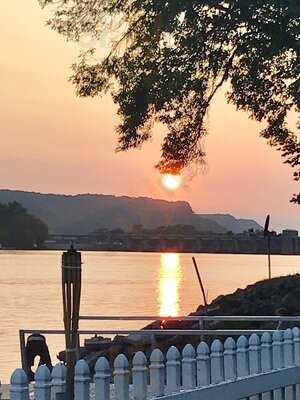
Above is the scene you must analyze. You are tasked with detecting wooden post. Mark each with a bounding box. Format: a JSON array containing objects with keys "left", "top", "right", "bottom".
[
  {"left": 192, "top": 257, "right": 208, "bottom": 308},
  {"left": 62, "top": 245, "right": 82, "bottom": 399}
]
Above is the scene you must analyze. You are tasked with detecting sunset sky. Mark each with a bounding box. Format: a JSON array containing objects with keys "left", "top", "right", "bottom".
[{"left": 1, "top": 1, "right": 299, "bottom": 231}]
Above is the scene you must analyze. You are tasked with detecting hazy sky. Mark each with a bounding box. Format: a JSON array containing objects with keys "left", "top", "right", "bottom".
[{"left": 1, "top": 1, "right": 299, "bottom": 231}]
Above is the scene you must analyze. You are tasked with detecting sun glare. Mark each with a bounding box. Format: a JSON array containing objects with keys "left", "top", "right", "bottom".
[
  {"left": 159, "top": 254, "right": 181, "bottom": 316},
  {"left": 161, "top": 174, "right": 182, "bottom": 191}
]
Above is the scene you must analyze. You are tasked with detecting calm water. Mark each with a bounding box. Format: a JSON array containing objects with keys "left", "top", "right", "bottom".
[{"left": 0, "top": 250, "right": 299, "bottom": 382}]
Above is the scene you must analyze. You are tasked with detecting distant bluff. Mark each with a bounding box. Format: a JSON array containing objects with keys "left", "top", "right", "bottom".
[{"left": 0, "top": 190, "right": 261, "bottom": 234}]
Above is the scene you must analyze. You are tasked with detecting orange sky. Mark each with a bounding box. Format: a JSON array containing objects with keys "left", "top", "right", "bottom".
[{"left": 1, "top": 1, "right": 299, "bottom": 231}]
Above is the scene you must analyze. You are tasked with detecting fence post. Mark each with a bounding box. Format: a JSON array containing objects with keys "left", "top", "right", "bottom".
[
  {"left": 114, "top": 354, "right": 130, "bottom": 400},
  {"left": 166, "top": 346, "right": 181, "bottom": 394},
  {"left": 74, "top": 360, "right": 90, "bottom": 400},
  {"left": 182, "top": 344, "right": 196, "bottom": 390},
  {"left": 273, "top": 330, "right": 283, "bottom": 369},
  {"left": 224, "top": 337, "right": 236, "bottom": 381},
  {"left": 35, "top": 366, "right": 51, "bottom": 400},
  {"left": 293, "top": 327, "right": 300, "bottom": 398},
  {"left": 237, "top": 335, "right": 249, "bottom": 400},
  {"left": 249, "top": 334, "right": 261, "bottom": 400},
  {"left": 210, "top": 340, "right": 224, "bottom": 384},
  {"left": 132, "top": 351, "right": 148, "bottom": 400},
  {"left": 261, "top": 332, "right": 272, "bottom": 400},
  {"left": 293, "top": 327, "right": 300, "bottom": 365},
  {"left": 95, "top": 357, "right": 111, "bottom": 400},
  {"left": 51, "top": 363, "right": 66, "bottom": 400},
  {"left": 272, "top": 330, "right": 284, "bottom": 400},
  {"left": 196, "top": 342, "right": 210, "bottom": 387},
  {"left": 249, "top": 334, "right": 261, "bottom": 374},
  {"left": 149, "top": 349, "right": 165, "bottom": 397},
  {"left": 10, "top": 369, "right": 29, "bottom": 400},
  {"left": 283, "top": 329, "right": 294, "bottom": 400},
  {"left": 283, "top": 328, "right": 294, "bottom": 366},
  {"left": 237, "top": 335, "right": 249, "bottom": 377}
]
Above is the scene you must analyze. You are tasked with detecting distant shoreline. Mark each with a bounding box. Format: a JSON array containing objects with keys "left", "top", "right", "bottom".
[{"left": 1, "top": 248, "right": 300, "bottom": 255}]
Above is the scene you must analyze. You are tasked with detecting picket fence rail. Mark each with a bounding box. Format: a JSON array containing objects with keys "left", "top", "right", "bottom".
[{"left": 8, "top": 327, "right": 300, "bottom": 400}]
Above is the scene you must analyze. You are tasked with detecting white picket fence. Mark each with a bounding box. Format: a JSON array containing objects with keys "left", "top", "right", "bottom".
[{"left": 7, "top": 327, "right": 300, "bottom": 400}]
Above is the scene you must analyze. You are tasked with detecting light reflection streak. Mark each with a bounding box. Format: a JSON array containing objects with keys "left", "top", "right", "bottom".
[{"left": 158, "top": 253, "right": 182, "bottom": 316}]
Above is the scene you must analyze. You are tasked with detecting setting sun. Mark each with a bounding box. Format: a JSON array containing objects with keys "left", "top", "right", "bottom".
[{"left": 161, "top": 174, "right": 182, "bottom": 191}]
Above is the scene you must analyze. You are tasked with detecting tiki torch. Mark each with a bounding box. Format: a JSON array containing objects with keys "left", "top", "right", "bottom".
[
  {"left": 264, "top": 215, "right": 271, "bottom": 279},
  {"left": 62, "top": 244, "right": 82, "bottom": 399}
]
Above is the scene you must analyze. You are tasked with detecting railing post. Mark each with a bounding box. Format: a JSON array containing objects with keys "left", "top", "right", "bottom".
[
  {"left": 224, "top": 337, "right": 236, "bottom": 381},
  {"left": 149, "top": 349, "right": 165, "bottom": 397},
  {"left": 273, "top": 330, "right": 284, "bottom": 369},
  {"left": 249, "top": 334, "right": 261, "bottom": 400},
  {"left": 51, "top": 363, "right": 66, "bottom": 400},
  {"left": 293, "top": 327, "right": 300, "bottom": 398},
  {"left": 95, "top": 357, "right": 111, "bottom": 400},
  {"left": 272, "top": 330, "right": 284, "bottom": 400},
  {"left": 35, "top": 366, "right": 51, "bottom": 400},
  {"left": 293, "top": 327, "right": 300, "bottom": 365},
  {"left": 283, "top": 328, "right": 294, "bottom": 366},
  {"left": 166, "top": 346, "right": 181, "bottom": 394},
  {"left": 182, "top": 344, "right": 196, "bottom": 390},
  {"left": 210, "top": 340, "right": 224, "bottom": 384},
  {"left": 283, "top": 329, "right": 294, "bottom": 400},
  {"left": 196, "top": 342, "right": 210, "bottom": 387},
  {"left": 261, "top": 332, "right": 272, "bottom": 400},
  {"left": 114, "top": 354, "right": 130, "bottom": 400},
  {"left": 74, "top": 360, "right": 90, "bottom": 400},
  {"left": 237, "top": 335, "right": 249, "bottom": 400},
  {"left": 10, "top": 369, "right": 29, "bottom": 400},
  {"left": 132, "top": 351, "right": 148, "bottom": 400}
]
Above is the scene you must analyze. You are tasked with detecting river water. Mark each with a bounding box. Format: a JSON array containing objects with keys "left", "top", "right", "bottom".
[{"left": 0, "top": 250, "right": 299, "bottom": 382}]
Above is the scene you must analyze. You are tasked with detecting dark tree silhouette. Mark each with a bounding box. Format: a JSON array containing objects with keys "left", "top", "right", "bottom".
[
  {"left": 0, "top": 202, "right": 49, "bottom": 249},
  {"left": 39, "top": 0, "right": 299, "bottom": 202}
]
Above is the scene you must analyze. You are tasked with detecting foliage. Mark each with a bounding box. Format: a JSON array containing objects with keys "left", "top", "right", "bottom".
[
  {"left": 0, "top": 202, "right": 49, "bottom": 249},
  {"left": 0, "top": 190, "right": 228, "bottom": 234},
  {"left": 39, "top": 0, "right": 299, "bottom": 201}
]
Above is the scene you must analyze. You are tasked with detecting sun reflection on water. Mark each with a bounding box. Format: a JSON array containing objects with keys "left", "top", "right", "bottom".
[{"left": 159, "top": 253, "right": 182, "bottom": 316}]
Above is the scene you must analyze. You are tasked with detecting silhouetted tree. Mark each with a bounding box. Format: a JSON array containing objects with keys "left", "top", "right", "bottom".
[
  {"left": 0, "top": 202, "right": 49, "bottom": 249},
  {"left": 39, "top": 0, "right": 299, "bottom": 202}
]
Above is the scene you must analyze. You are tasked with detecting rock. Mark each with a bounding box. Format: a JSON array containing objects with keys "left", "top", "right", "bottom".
[{"left": 59, "top": 274, "right": 300, "bottom": 370}]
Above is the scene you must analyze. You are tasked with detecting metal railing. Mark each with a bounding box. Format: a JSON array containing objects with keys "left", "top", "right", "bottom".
[
  {"left": 20, "top": 314, "right": 300, "bottom": 372},
  {"left": 79, "top": 314, "right": 300, "bottom": 321}
]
